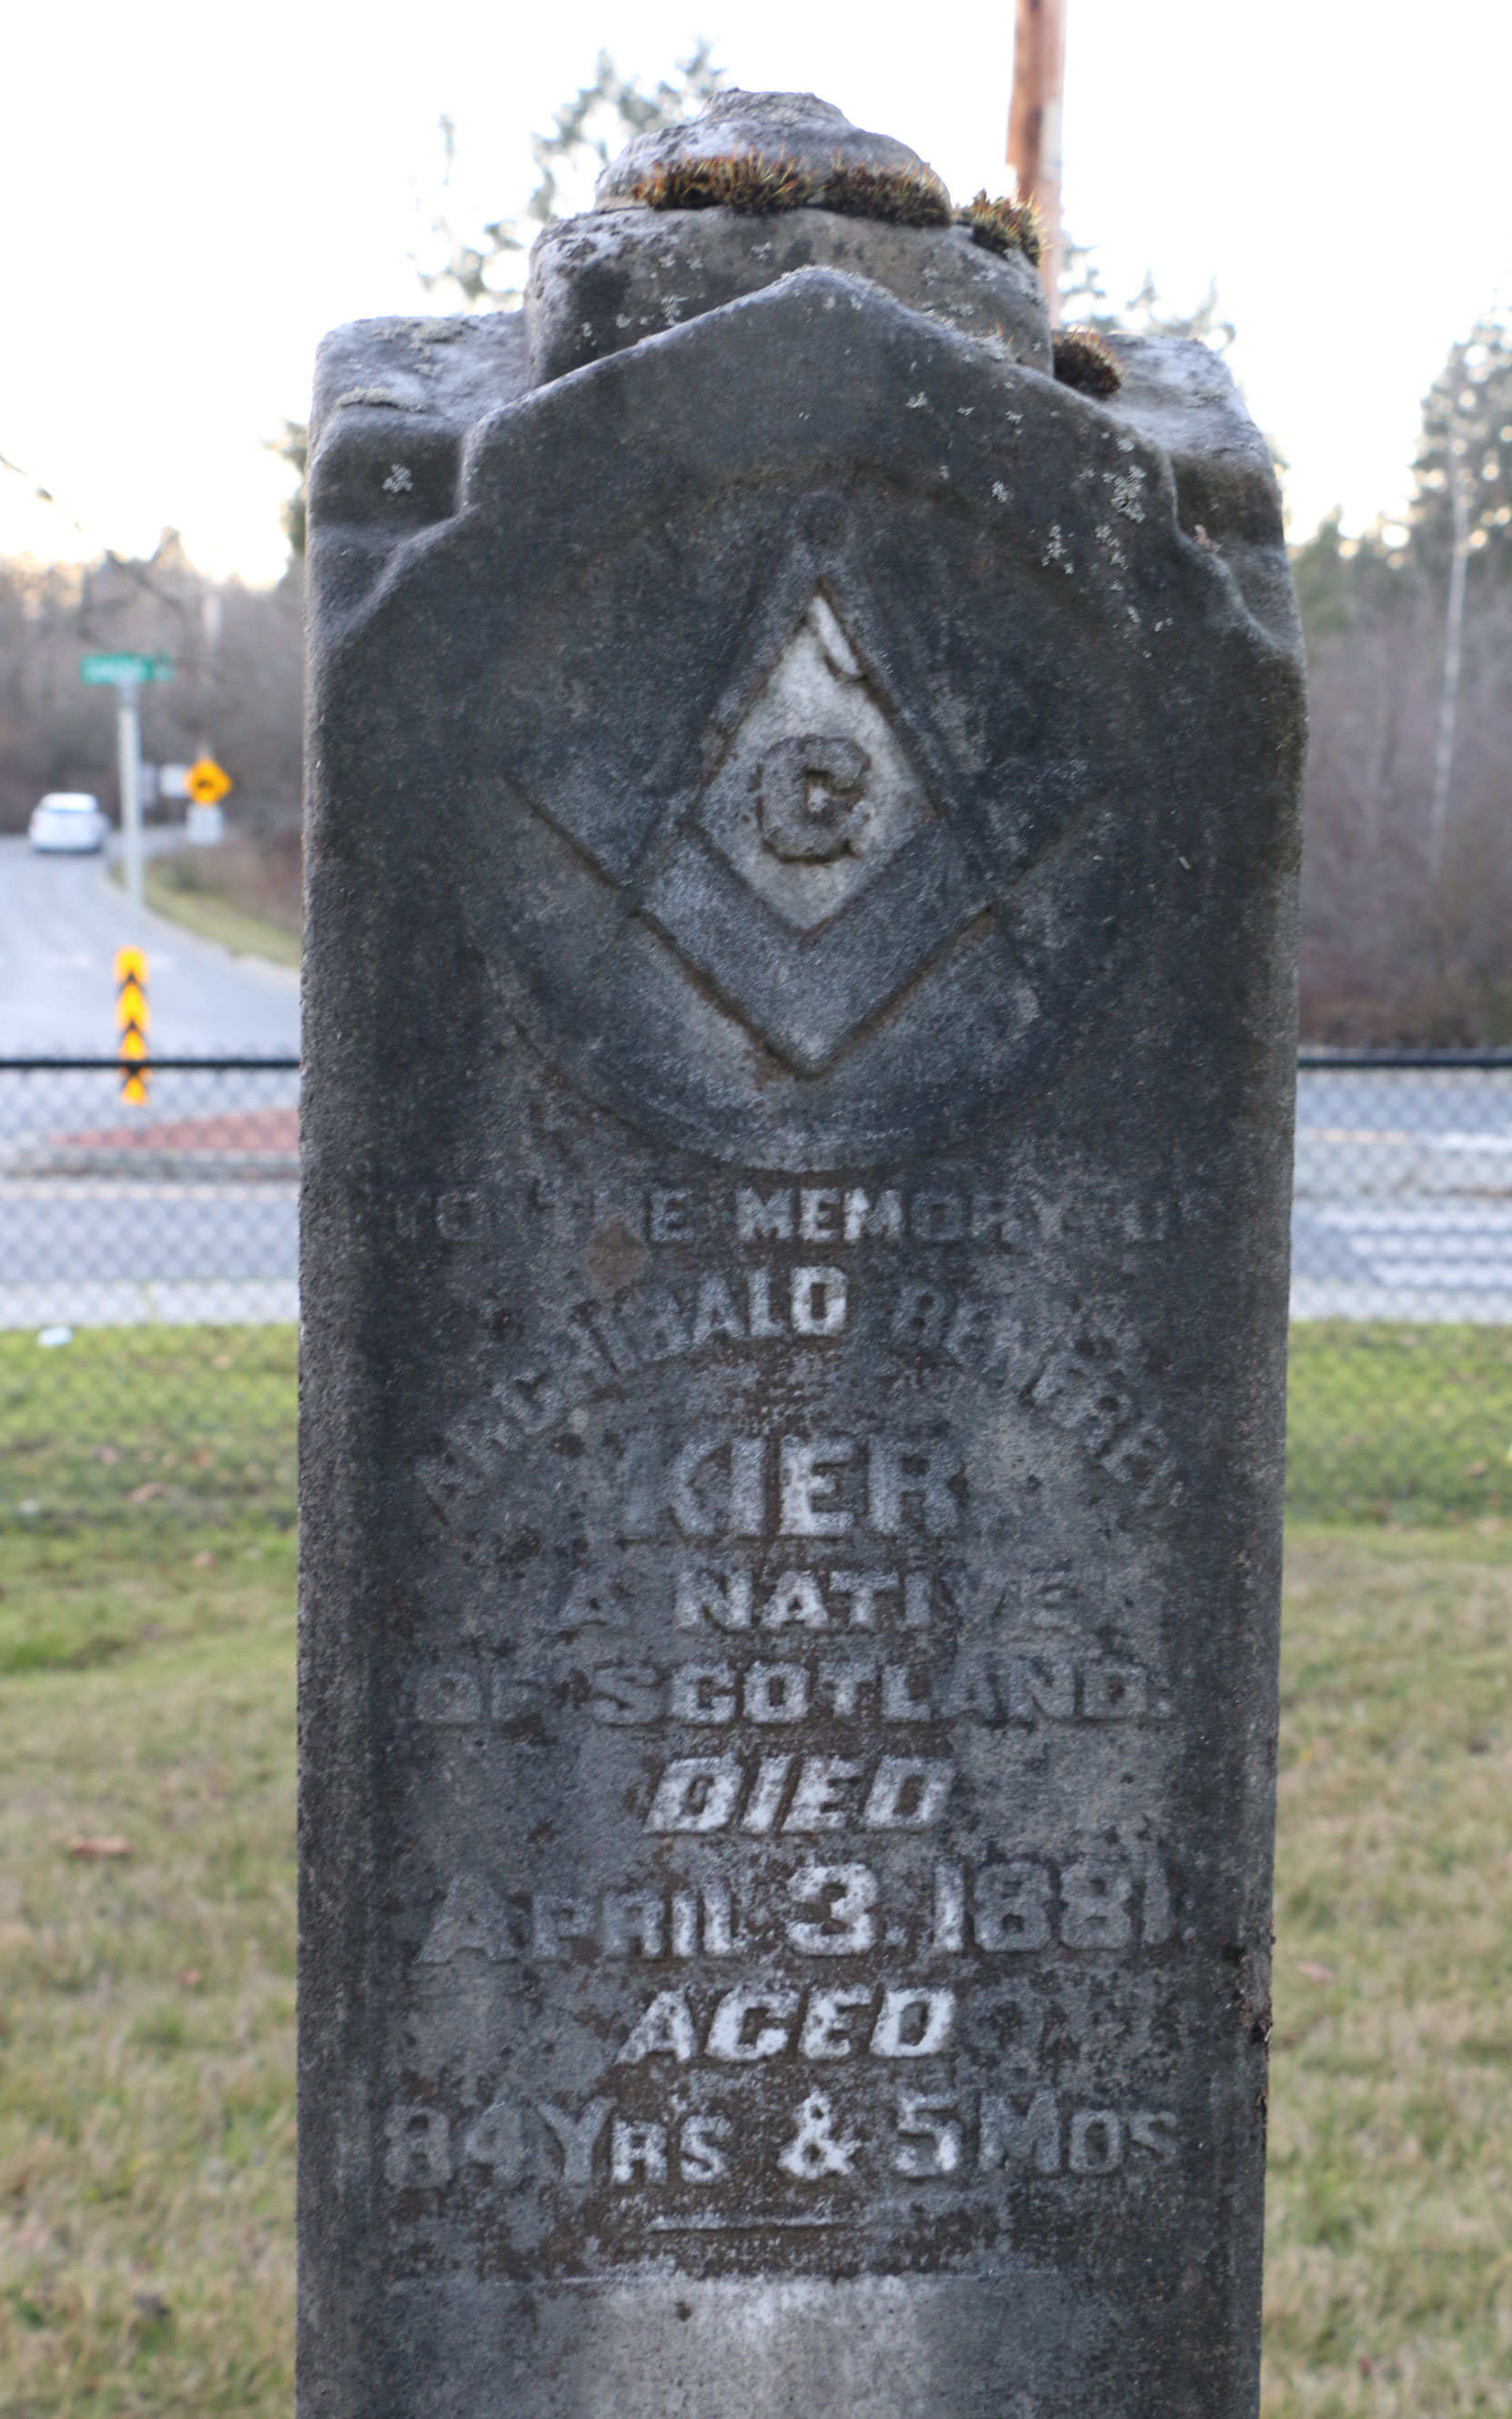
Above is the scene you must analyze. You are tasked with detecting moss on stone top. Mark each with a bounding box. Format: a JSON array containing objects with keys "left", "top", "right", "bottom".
[{"left": 957, "top": 190, "right": 1044, "bottom": 267}]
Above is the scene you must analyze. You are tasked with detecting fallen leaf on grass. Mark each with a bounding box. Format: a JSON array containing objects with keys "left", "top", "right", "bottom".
[
  {"left": 1297, "top": 1960, "right": 1338, "bottom": 1984},
  {"left": 65, "top": 1837, "right": 131, "bottom": 1860}
]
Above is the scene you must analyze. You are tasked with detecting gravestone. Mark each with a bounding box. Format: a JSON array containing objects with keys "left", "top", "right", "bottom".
[{"left": 300, "top": 89, "right": 1305, "bottom": 2419}]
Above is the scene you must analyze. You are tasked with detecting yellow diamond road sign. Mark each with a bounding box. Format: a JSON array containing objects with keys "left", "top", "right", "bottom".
[{"left": 186, "top": 756, "right": 233, "bottom": 805}]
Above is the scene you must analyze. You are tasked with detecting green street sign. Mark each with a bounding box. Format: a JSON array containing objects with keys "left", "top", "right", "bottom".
[{"left": 80, "top": 652, "right": 174, "bottom": 685}]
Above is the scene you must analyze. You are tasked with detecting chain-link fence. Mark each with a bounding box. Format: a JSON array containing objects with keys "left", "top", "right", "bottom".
[
  {"left": 0, "top": 1060, "right": 298, "bottom": 1559},
  {"left": 4, "top": 1053, "right": 1512, "bottom": 1537},
  {"left": 1290, "top": 1051, "right": 1512, "bottom": 1521}
]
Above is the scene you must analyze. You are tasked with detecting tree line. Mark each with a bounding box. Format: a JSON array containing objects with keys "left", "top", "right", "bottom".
[
  {"left": 0, "top": 536, "right": 304, "bottom": 929},
  {"left": 1293, "top": 319, "right": 1512, "bottom": 1040}
]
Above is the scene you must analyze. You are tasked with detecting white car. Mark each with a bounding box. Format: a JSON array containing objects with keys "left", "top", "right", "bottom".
[{"left": 29, "top": 792, "right": 108, "bottom": 852}]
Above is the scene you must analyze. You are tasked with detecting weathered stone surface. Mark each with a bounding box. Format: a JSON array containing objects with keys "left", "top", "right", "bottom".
[
  {"left": 301, "top": 127, "right": 1304, "bottom": 2419},
  {"left": 525, "top": 205, "right": 1050, "bottom": 388},
  {"left": 596, "top": 87, "right": 942, "bottom": 208},
  {"left": 525, "top": 89, "right": 1046, "bottom": 388}
]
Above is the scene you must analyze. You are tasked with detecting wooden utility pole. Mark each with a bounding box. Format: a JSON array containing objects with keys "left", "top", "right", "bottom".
[
  {"left": 1007, "top": 0, "right": 1066, "bottom": 323},
  {"left": 1429, "top": 434, "right": 1471, "bottom": 876}
]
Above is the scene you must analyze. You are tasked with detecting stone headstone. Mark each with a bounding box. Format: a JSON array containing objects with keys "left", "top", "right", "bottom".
[{"left": 301, "top": 90, "right": 1305, "bottom": 2419}]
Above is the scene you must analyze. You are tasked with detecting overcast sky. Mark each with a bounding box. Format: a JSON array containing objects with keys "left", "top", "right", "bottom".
[{"left": 3, "top": 0, "right": 1508, "bottom": 584}]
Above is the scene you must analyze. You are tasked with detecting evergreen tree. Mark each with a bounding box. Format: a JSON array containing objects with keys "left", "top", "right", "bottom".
[
  {"left": 1291, "top": 309, "right": 1512, "bottom": 641},
  {"left": 1290, "top": 509, "right": 1409, "bottom": 650},
  {"left": 419, "top": 43, "right": 726, "bottom": 310},
  {"left": 1058, "top": 238, "right": 1235, "bottom": 352},
  {"left": 265, "top": 421, "right": 307, "bottom": 559},
  {"left": 1406, "top": 313, "right": 1512, "bottom": 589}
]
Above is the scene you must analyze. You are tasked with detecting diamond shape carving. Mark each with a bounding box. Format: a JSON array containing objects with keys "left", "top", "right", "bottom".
[
  {"left": 640, "top": 587, "right": 984, "bottom": 1074},
  {"left": 697, "top": 594, "right": 930, "bottom": 931}
]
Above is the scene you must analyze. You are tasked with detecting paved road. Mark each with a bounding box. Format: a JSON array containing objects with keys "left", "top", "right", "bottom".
[
  {"left": 0, "top": 832, "right": 299, "bottom": 1057},
  {"left": 1293, "top": 1069, "right": 1512, "bottom": 1319},
  {"left": 0, "top": 1179, "right": 297, "bottom": 1327},
  {"left": 0, "top": 1062, "right": 300, "bottom": 1329}
]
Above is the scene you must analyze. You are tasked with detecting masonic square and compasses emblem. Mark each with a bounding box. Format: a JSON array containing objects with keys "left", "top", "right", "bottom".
[
  {"left": 636, "top": 586, "right": 986, "bottom": 1073},
  {"left": 468, "top": 513, "right": 1124, "bottom": 1165},
  {"left": 518, "top": 569, "right": 990, "bottom": 1081}
]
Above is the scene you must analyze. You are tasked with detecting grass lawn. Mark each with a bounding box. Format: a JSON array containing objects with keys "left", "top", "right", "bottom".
[
  {"left": 0, "top": 1328, "right": 297, "bottom": 2413},
  {"left": 1263, "top": 1527, "right": 1512, "bottom": 2414},
  {"left": 2, "top": 1332, "right": 1510, "bottom": 2411},
  {"left": 114, "top": 857, "right": 300, "bottom": 971},
  {"left": 1287, "top": 1324, "right": 1512, "bottom": 1526},
  {"left": 0, "top": 1327, "right": 296, "bottom": 1677},
  {"left": 0, "top": 1623, "right": 295, "bottom": 2416}
]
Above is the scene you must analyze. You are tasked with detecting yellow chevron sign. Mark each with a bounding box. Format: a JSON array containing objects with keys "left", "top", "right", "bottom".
[{"left": 114, "top": 944, "right": 149, "bottom": 1102}]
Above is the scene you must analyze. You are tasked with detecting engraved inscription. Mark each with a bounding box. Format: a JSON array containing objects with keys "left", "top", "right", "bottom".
[
  {"left": 384, "top": 2084, "right": 1181, "bottom": 2194},
  {"left": 412, "top": 1173, "right": 1180, "bottom": 1517},
  {"left": 415, "top": 1852, "right": 1176, "bottom": 1967},
  {"left": 394, "top": 1155, "right": 1190, "bottom": 2280}
]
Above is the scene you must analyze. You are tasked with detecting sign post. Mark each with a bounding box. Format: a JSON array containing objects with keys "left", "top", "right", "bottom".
[
  {"left": 184, "top": 755, "right": 233, "bottom": 844},
  {"left": 117, "top": 679, "right": 145, "bottom": 914},
  {"left": 81, "top": 653, "right": 174, "bottom": 917}
]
